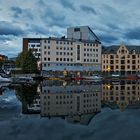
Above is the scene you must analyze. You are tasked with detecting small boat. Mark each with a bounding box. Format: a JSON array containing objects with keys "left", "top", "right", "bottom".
[
  {"left": 11, "top": 76, "right": 35, "bottom": 84},
  {"left": 0, "top": 75, "right": 11, "bottom": 83}
]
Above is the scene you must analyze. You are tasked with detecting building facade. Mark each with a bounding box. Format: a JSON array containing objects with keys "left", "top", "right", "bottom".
[
  {"left": 102, "top": 44, "right": 140, "bottom": 75},
  {"left": 23, "top": 38, "right": 41, "bottom": 60},
  {"left": 0, "top": 54, "right": 8, "bottom": 61},
  {"left": 41, "top": 37, "right": 101, "bottom": 72}
]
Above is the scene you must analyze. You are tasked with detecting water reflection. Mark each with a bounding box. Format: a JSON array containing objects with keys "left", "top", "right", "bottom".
[
  {"left": 41, "top": 81, "right": 101, "bottom": 125},
  {"left": 102, "top": 80, "right": 140, "bottom": 111},
  {"left": 1, "top": 80, "right": 140, "bottom": 125}
]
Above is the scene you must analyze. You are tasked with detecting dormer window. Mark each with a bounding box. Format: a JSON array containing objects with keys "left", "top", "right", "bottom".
[{"left": 132, "top": 50, "right": 136, "bottom": 54}]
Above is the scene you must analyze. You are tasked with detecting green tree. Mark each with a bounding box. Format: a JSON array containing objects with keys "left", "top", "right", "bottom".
[{"left": 16, "top": 50, "right": 38, "bottom": 73}]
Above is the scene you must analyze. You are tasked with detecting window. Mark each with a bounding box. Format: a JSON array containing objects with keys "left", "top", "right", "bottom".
[
  {"left": 56, "top": 52, "right": 59, "bottom": 55},
  {"left": 132, "top": 60, "right": 136, "bottom": 64},
  {"left": 48, "top": 58, "right": 50, "bottom": 61},
  {"left": 48, "top": 51, "right": 50, "bottom": 55},
  {"left": 121, "top": 60, "right": 125, "bottom": 64},
  {"left": 71, "top": 53, "right": 73, "bottom": 56},
  {"left": 110, "top": 60, "right": 114, "bottom": 64},
  {"left": 132, "top": 66, "right": 136, "bottom": 70},
  {"left": 48, "top": 46, "right": 50, "bottom": 49},
  {"left": 74, "top": 28, "right": 80, "bottom": 32},
  {"left": 48, "top": 40, "right": 50, "bottom": 43},
  {"left": 44, "top": 57, "right": 46, "bottom": 61},
  {"left": 132, "top": 55, "right": 136, "bottom": 59}
]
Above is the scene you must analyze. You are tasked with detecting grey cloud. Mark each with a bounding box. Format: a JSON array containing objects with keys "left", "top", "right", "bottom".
[
  {"left": 125, "top": 27, "right": 140, "bottom": 40},
  {"left": 28, "top": 24, "right": 49, "bottom": 35},
  {"left": 10, "top": 6, "right": 34, "bottom": 20},
  {"left": 42, "top": 8, "right": 69, "bottom": 28},
  {"left": 59, "top": 0, "right": 75, "bottom": 11},
  {"left": 80, "top": 5, "right": 97, "bottom": 14},
  {"left": 0, "top": 21, "right": 24, "bottom": 36},
  {"left": 10, "top": 7, "right": 22, "bottom": 18},
  {"left": 106, "top": 23, "right": 120, "bottom": 30},
  {"left": 99, "top": 34, "right": 118, "bottom": 44}
]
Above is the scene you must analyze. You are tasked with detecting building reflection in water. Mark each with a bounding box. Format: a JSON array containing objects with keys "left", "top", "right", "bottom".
[
  {"left": 102, "top": 80, "right": 140, "bottom": 111},
  {"left": 18, "top": 80, "right": 140, "bottom": 125},
  {"left": 40, "top": 81, "right": 101, "bottom": 125}
]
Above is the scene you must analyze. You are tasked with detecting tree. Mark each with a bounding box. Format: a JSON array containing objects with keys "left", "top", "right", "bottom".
[{"left": 16, "top": 50, "right": 38, "bottom": 73}]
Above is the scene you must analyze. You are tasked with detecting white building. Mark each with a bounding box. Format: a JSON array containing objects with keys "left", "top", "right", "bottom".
[{"left": 41, "top": 37, "right": 101, "bottom": 72}]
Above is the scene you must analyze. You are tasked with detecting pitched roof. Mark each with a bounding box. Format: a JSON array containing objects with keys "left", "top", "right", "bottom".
[{"left": 102, "top": 45, "right": 140, "bottom": 54}]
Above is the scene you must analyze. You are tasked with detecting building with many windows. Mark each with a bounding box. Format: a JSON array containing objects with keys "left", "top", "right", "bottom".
[
  {"left": 23, "top": 26, "right": 101, "bottom": 73},
  {"left": 41, "top": 37, "right": 101, "bottom": 72},
  {"left": 102, "top": 44, "right": 140, "bottom": 75}
]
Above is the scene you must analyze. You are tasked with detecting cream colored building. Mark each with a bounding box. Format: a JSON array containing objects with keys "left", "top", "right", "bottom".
[
  {"left": 41, "top": 37, "right": 101, "bottom": 72},
  {"left": 102, "top": 44, "right": 140, "bottom": 75}
]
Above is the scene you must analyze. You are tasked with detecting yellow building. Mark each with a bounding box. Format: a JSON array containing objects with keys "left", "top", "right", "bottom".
[
  {"left": 0, "top": 54, "right": 7, "bottom": 61},
  {"left": 102, "top": 44, "right": 140, "bottom": 75}
]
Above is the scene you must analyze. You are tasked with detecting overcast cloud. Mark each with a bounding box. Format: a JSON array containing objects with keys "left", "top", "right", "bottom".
[{"left": 0, "top": 0, "right": 140, "bottom": 57}]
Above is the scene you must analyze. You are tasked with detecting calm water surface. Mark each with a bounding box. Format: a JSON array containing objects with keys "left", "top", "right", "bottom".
[{"left": 0, "top": 80, "right": 140, "bottom": 140}]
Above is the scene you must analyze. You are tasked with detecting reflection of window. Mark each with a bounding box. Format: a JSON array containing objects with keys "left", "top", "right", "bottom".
[{"left": 77, "top": 45, "right": 80, "bottom": 60}]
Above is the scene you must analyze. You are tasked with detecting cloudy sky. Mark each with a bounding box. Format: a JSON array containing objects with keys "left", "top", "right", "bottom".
[{"left": 0, "top": 0, "right": 140, "bottom": 57}]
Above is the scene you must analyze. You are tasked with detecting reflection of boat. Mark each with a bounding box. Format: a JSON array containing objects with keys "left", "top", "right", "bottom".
[
  {"left": 83, "top": 75, "right": 102, "bottom": 81},
  {"left": 71, "top": 76, "right": 84, "bottom": 81},
  {"left": 0, "top": 75, "right": 11, "bottom": 83},
  {"left": 11, "top": 77, "right": 35, "bottom": 84},
  {"left": 125, "top": 75, "right": 139, "bottom": 80},
  {"left": 0, "top": 83, "right": 10, "bottom": 88}
]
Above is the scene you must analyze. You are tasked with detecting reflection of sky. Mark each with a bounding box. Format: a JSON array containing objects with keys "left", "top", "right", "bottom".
[
  {"left": 1, "top": 82, "right": 140, "bottom": 139},
  {"left": 1, "top": 108, "right": 140, "bottom": 140},
  {"left": 0, "top": 89, "right": 21, "bottom": 108}
]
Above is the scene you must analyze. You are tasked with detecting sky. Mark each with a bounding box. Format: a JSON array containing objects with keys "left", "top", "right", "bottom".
[{"left": 0, "top": 0, "right": 140, "bottom": 57}]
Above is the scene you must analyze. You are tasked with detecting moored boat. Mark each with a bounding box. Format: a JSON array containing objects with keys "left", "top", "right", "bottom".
[{"left": 0, "top": 75, "right": 11, "bottom": 83}]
